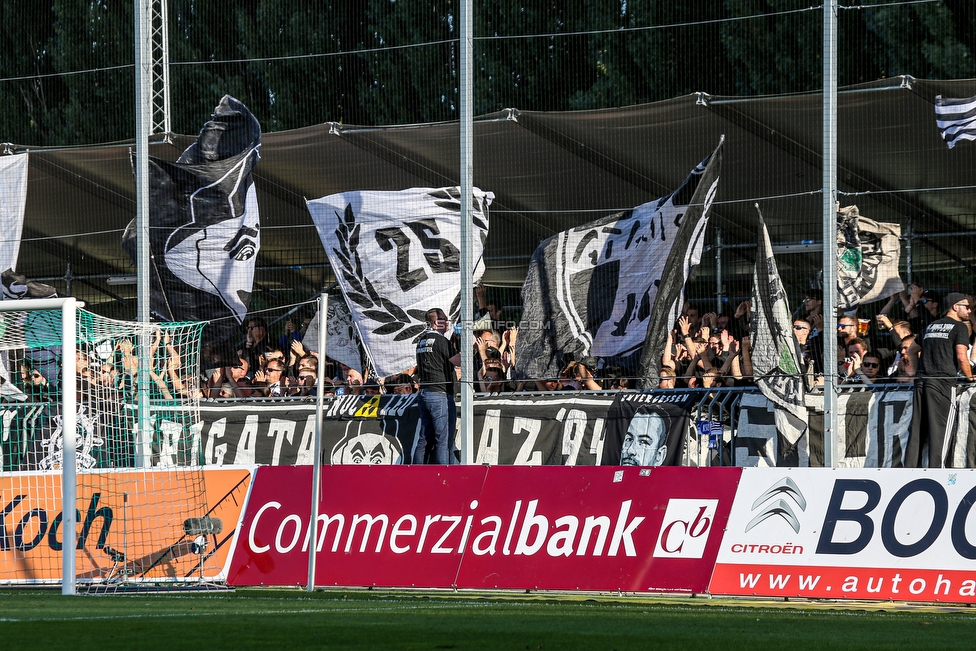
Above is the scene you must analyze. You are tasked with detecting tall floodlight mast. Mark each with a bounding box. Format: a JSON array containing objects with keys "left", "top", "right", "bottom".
[{"left": 149, "top": 0, "right": 172, "bottom": 139}]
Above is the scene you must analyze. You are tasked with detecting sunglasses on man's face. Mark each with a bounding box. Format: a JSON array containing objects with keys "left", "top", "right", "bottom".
[{"left": 862, "top": 362, "right": 880, "bottom": 368}]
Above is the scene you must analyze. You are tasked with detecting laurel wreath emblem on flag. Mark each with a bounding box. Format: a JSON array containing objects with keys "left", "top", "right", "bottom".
[{"left": 332, "top": 204, "right": 430, "bottom": 342}]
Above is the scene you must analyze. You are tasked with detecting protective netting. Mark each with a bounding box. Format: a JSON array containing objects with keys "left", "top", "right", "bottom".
[{"left": 0, "top": 306, "right": 224, "bottom": 588}]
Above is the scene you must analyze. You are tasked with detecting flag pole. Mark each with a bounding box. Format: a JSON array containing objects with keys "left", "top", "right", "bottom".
[
  {"left": 307, "top": 290, "right": 328, "bottom": 591},
  {"left": 458, "top": 0, "right": 474, "bottom": 464},
  {"left": 822, "top": 0, "right": 839, "bottom": 467}
]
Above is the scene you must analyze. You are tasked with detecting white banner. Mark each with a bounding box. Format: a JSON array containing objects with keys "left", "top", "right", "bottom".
[
  {"left": 307, "top": 187, "right": 492, "bottom": 378},
  {"left": 0, "top": 153, "right": 29, "bottom": 273},
  {"left": 302, "top": 297, "right": 362, "bottom": 374}
]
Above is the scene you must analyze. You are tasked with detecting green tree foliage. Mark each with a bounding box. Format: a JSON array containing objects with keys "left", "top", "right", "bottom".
[
  {"left": 474, "top": 1, "right": 593, "bottom": 112},
  {"left": 0, "top": 0, "right": 66, "bottom": 144},
  {"left": 49, "top": 0, "right": 134, "bottom": 142},
  {"left": 0, "top": 0, "right": 974, "bottom": 146}
]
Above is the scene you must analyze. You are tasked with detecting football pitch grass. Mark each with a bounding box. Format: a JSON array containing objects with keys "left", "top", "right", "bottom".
[{"left": 1, "top": 589, "right": 973, "bottom": 650}]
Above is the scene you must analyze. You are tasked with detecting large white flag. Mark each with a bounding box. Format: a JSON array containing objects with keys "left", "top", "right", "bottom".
[
  {"left": 307, "top": 187, "right": 491, "bottom": 377},
  {"left": 0, "top": 153, "right": 29, "bottom": 272}
]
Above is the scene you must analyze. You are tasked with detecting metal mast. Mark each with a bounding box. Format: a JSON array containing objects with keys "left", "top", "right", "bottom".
[{"left": 150, "top": 0, "right": 172, "bottom": 138}]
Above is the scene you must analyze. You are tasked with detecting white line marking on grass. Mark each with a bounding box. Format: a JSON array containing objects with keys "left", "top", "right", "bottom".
[{"left": 0, "top": 601, "right": 518, "bottom": 623}]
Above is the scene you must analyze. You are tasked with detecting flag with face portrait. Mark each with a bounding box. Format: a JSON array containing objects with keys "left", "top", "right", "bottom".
[
  {"left": 123, "top": 95, "right": 261, "bottom": 368},
  {"left": 752, "top": 208, "right": 807, "bottom": 446},
  {"left": 836, "top": 205, "right": 904, "bottom": 309},
  {"left": 601, "top": 392, "right": 695, "bottom": 466},
  {"left": 307, "top": 187, "right": 491, "bottom": 378},
  {"left": 518, "top": 139, "right": 723, "bottom": 382}
]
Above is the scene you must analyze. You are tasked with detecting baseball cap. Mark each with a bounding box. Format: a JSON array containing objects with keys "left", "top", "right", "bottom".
[
  {"left": 921, "top": 289, "right": 941, "bottom": 303},
  {"left": 944, "top": 292, "right": 968, "bottom": 309}
]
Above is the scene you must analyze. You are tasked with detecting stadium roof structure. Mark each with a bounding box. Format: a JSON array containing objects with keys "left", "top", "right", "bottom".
[{"left": 6, "top": 75, "right": 976, "bottom": 311}]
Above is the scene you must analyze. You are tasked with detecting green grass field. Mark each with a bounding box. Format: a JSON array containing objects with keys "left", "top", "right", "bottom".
[{"left": 1, "top": 589, "right": 973, "bottom": 650}]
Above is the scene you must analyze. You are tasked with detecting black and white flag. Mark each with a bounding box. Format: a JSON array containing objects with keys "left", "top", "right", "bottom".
[
  {"left": 307, "top": 187, "right": 492, "bottom": 378},
  {"left": 634, "top": 138, "right": 724, "bottom": 386},
  {"left": 935, "top": 94, "right": 976, "bottom": 149},
  {"left": 836, "top": 205, "right": 904, "bottom": 309},
  {"left": 517, "top": 141, "right": 723, "bottom": 381},
  {"left": 123, "top": 96, "right": 262, "bottom": 369},
  {"left": 0, "top": 153, "right": 28, "bottom": 274},
  {"left": 751, "top": 207, "right": 807, "bottom": 445}
]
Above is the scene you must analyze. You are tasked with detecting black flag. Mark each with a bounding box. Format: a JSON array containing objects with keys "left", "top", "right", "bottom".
[
  {"left": 636, "top": 138, "right": 723, "bottom": 387},
  {"left": 123, "top": 95, "right": 261, "bottom": 368}
]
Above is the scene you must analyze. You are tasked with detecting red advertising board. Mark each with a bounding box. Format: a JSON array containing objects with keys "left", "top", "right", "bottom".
[
  {"left": 455, "top": 466, "right": 741, "bottom": 592},
  {"left": 709, "top": 468, "right": 976, "bottom": 603},
  {"left": 227, "top": 465, "right": 487, "bottom": 587},
  {"left": 228, "top": 465, "right": 742, "bottom": 593}
]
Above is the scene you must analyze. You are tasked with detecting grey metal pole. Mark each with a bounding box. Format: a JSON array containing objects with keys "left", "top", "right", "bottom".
[
  {"left": 715, "top": 228, "right": 724, "bottom": 315},
  {"left": 58, "top": 298, "right": 77, "bottom": 595},
  {"left": 135, "top": 0, "right": 153, "bottom": 465},
  {"left": 307, "top": 291, "right": 329, "bottom": 591},
  {"left": 458, "top": 0, "right": 475, "bottom": 464},
  {"left": 822, "top": 0, "right": 839, "bottom": 468}
]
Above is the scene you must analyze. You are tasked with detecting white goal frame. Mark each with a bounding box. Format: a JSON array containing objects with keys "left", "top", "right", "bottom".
[{"left": 0, "top": 298, "right": 78, "bottom": 594}]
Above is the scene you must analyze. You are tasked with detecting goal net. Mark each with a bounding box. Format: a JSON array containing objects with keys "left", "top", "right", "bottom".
[{"left": 0, "top": 300, "right": 226, "bottom": 592}]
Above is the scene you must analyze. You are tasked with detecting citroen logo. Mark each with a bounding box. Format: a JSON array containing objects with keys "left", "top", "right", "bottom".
[{"left": 745, "top": 477, "right": 807, "bottom": 533}]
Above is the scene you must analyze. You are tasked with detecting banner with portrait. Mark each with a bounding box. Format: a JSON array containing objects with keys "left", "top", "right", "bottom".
[
  {"left": 600, "top": 392, "right": 697, "bottom": 466},
  {"left": 472, "top": 393, "right": 695, "bottom": 467}
]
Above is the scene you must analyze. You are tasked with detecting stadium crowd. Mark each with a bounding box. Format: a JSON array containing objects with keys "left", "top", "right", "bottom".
[
  {"left": 10, "top": 282, "right": 976, "bottom": 404},
  {"left": 8, "top": 281, "right": 976, "bottom": 469}
]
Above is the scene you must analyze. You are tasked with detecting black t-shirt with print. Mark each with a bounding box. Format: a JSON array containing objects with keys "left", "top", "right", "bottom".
[
  {"left": 919, "top": 316, "right": 968, "bottom": 378},
  {"left": 416, "top": 329, "right": 456, "bottom": 393}
]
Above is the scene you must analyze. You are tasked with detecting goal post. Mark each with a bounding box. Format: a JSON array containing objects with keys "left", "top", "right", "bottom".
[{"left": 0, "top": 299, "right": 219, "bottom": 594}]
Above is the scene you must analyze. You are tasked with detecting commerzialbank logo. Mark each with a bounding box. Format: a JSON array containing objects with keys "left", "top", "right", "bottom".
[
  {"left": 745, "top": 477, "right": 807, "bottom": 534},
  {"left": 248, "top": 498, "right": 647, "bottom": 558}
]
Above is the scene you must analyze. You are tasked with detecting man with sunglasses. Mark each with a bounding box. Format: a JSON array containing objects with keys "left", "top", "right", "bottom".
[
  {"left": 793, "top": 317, "right": 823, "bottom": 388},
  {"left": 844, "top": 350, "right": 886, "bottom": 384},
  {"left": 836, "top": 315, "right": 858, "bottom": 360},
  {"left": 907, "top": 292, "right": 973, "bottom": 468}
]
